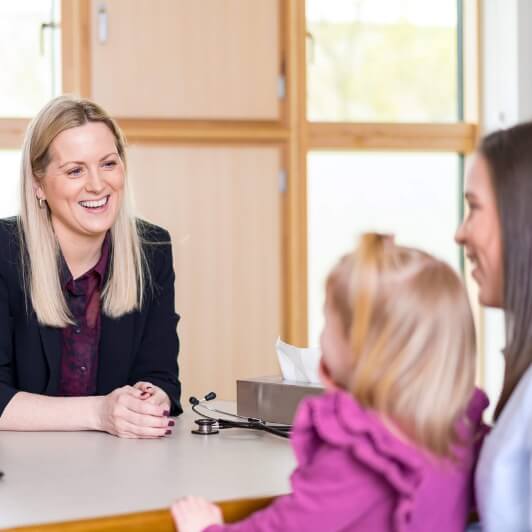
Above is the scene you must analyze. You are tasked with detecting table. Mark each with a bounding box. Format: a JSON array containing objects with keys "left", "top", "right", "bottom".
[{"left": 0, "top": 402, "right": 295, "bottom": 530}]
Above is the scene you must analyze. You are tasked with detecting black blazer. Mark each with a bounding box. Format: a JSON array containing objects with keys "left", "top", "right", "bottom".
[{"left": 0, "top": 218, "right": 182, "bottom": 416}]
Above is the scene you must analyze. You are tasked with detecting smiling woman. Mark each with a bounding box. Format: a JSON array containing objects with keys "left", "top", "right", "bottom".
[
  {"left": 36, "top": 123, "right": 125, "bottom": 272},
  {"left": 455, "top": 155, "right": 503, "bottom": 308},
  {"left": 455, "top": 122, "right": 532, "bottom": 530},
  {"left": 0, "top": 96, "right": 182, "bottom": 438}
]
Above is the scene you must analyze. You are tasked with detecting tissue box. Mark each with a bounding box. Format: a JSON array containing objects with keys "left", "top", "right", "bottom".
[{"left": 237, "top": 376, "right": 324, "bottom": 425}]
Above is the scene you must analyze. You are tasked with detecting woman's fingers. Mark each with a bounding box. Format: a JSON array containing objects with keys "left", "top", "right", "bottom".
[
  {"left": 120, "top": 420, "right": 172, "bottom": 438},
  {"left": 100, "top": 386, "right": 172, "bottom": 438},
  {"left": 133, "top": 381, "right": 155, "bottom": 399},
  {"left": 123, "top": 384, "right": 151, "bottom": 401},
  {"left": 133, "top": 381, "right": 153, "bottom": 391},
  {"left": 118, "top": 391, "right": 174, "bottom": 436},
  {"left": 121, "top": 391, "right": 169, "bottom": 417},
  {"left": 131, "top": 382, "right": 171, "bottom": 410},
  {"left": 125, "top": 409, "right": 174, "bottom": 430},
  {"left": 144, "top": 389, "right": 171, "bottom": 409}
]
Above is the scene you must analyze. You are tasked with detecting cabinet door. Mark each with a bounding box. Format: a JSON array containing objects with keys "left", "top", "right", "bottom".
[
  {"left": 127, "top": 145, "right": 282, "bottom": 400},
  {"left": 91, "top": 0, "right": 280, "bottom": 119}
]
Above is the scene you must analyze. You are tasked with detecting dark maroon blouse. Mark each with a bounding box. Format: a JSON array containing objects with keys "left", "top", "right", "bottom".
[{"left": 57, "top": 234, "right": 110, "bottom": 396}]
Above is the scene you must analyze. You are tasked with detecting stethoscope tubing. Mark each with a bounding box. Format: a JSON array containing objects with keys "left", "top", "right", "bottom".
[
  {"left": 193, "top": 401, "right": 260, "bottom": 423},
  {"left": 192, "top": 403, "right": 292, "bottom": 438}
]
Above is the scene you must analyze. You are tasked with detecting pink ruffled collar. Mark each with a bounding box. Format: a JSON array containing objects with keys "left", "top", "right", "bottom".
[{"left": 291, "top": 388, "right": 488, "bottom": 532}]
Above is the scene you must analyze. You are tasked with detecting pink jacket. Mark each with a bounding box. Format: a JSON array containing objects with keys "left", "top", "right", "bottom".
[
  {"left": 207, "top": 390, "right": 488, "bottom": 532},
  {"left": 207, "top": 388, "right": 488, "bottom": 532}
]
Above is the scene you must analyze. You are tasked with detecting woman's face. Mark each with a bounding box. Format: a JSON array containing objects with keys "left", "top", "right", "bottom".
[
  {"left": 36, "top": 122, "right": 125, "bottom": 243},
  {"left": 455, "top": 154, "right": 503, "bottom": 307}
]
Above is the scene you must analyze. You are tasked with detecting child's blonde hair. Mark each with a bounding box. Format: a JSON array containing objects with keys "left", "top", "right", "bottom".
[{"left": 326, "top": 233, "right": 476, "bottom": 457}]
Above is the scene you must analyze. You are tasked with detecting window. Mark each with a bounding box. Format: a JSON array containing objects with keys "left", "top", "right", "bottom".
[
  {"left": 307, "top": 0, "right": 459, "bottom": 122},
  {"left": 307, "top": 151, "right": 460, "bottom": 344},
  {"left": 0, "top": 1, "right": 61, "bottom": 117},
  {"left": 304, "top": 0, "right": 470, "bottom": 345},
  {"left": 0, "top": 0, "right": 60, "bottom": 217}
]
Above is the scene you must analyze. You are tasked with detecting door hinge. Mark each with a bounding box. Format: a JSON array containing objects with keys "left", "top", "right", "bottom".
[
  {"left": 279, "top": 169, "right": 287, "bottom": 193},
  {"left": 277, "top": 75, "right": 286, "bottom": 99},
  {"left": 98, "top": 4, "right": 108, "bottom": 44}
]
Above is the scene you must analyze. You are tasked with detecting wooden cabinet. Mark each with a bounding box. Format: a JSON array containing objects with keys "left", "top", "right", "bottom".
[
  {"left": 127, "top": 145, "right": 282, "bottom": 399},
  {"left": 83, "top": 1, "right": 286, "bottom": 399},
  {"left": 90, "top": 0, "right": 281, "bottom": 119}
]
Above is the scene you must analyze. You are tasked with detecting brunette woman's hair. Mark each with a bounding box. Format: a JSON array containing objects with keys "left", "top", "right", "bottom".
[{"left": 480, "top": 122, "right": 532, "bottom": 419}]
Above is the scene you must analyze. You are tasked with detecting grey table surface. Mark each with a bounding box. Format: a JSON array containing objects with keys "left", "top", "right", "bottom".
[{"left": 0, "top": 401, "right": 295, "bottom": 529}]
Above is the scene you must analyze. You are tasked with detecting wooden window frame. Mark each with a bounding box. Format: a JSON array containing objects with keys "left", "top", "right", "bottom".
[{"left": 0, "top": 0, "right": 481, "bottom": 351}]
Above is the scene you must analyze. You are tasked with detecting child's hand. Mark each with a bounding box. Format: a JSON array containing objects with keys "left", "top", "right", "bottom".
[{"left": 171, "top": 496, "right": 223, "bottom": 532}]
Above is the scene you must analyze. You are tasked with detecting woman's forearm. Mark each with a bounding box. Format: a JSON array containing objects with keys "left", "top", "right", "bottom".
[{"left": 0, "top": 391, "right": 103, "bottom": 431}]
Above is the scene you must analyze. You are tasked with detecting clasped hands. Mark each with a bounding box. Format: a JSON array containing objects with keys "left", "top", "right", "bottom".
[{"left": 96, "top": 381, "right": 173, "bottom": 438}]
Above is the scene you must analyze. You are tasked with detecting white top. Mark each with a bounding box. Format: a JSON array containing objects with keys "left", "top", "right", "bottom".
[
  {"left": 0, "top": 401, "right": 295, "bottom": 529},
  {"left": 476, "top": 365, "right": 532, "bottom": 531}
]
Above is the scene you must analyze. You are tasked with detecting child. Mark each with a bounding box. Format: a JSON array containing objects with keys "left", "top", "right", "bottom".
[{"left": 172, "top": 234, "right": 488, "bottom": 532}]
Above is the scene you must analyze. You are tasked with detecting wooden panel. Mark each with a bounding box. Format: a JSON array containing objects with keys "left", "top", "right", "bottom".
[
  {"left": 0, "top": 119, "right": 28, "bottom": 149},
  {"left": 61, "top": 0, "right": 91, "bottom": 96},
  {"left": 116, "top": 119, "right": 289, "bottom": 144},
  {"left": 90, "top": 0, "right": 280, "bottom": 120},
  {"left": 283, "top": 0, "right": 308, "bottom": 346},
  {"left": 464, "top": 0, "right": 482, "bottom": 133},
  {"left": 0, "top": 119, "right": 476, "bottom": 154},
  {"left": 3, "top": 496, "right": 275, "bottom": 532},
  {"left": 127, "top": 145, "right": 281, "bottom": 400},
  {"left": 308, "top": 122, "right": 477, "bottom": 153}
]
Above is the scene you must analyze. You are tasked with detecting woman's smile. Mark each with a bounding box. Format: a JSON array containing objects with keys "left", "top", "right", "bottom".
[
  {"left": 78, "top": 194, "right": 110, "bottom": 211},
  {"left": 37, "top": 122, "right": 125, "bottom": 243},
  {"left": 455, "top": 154, "right": 503, "bottom": 307}
]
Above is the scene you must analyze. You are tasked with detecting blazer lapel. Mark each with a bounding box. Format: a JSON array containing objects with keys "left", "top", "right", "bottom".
[
  {"left": 40, "top": 326, "right": 62, "bottom": 394},
  {"left": 97, "top": 312, "right": 136, "bottom": 394}
]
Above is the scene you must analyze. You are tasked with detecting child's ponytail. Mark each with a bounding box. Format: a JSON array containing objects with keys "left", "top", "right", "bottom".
[{"left": 349, "top": 233, "right": 394, "bottom": 360}]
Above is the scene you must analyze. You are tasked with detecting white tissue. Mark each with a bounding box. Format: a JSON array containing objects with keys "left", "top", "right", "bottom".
[{"left": 275, "top": 337, "right": 322, "bottom": 384}]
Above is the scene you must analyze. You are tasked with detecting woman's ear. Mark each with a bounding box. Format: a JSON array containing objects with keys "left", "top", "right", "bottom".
[{"left": 32, "top": 180, "right": 46, "bottom": 201}]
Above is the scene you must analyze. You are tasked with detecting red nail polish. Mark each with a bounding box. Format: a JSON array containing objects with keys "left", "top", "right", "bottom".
[
  {"left": 168, "top": 420, "right": 175, "bottom": 427},
  {"left": 165, "top": 429, "right": 172, "bottom": 435},
  {"left": 163, "top": 410, "right": 170, "bottom": 417}
]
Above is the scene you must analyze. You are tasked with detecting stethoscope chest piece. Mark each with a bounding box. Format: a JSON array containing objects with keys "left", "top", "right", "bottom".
[{"left": 191, "top": 418, "right": 219, "bottom": 435}]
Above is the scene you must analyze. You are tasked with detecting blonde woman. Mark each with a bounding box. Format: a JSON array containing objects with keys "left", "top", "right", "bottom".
[
  {"left": 0, "top": 96, "right": 180, "bottom": 438},
  {"left": 172, "top": 234, "right": 488, "bottom": 532}
]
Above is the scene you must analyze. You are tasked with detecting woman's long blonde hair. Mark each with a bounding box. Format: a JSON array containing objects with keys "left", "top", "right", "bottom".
[
  {"left": 19, "top": 95, "right": 146, "bottom": 327},
  {"left": 326, "top": 234, "right": 476, "bottom": 457}
]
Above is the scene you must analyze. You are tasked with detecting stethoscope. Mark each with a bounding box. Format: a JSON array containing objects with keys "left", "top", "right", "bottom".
[{"left": 189, "top": 392, "right": 292, "bottom": 439}]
